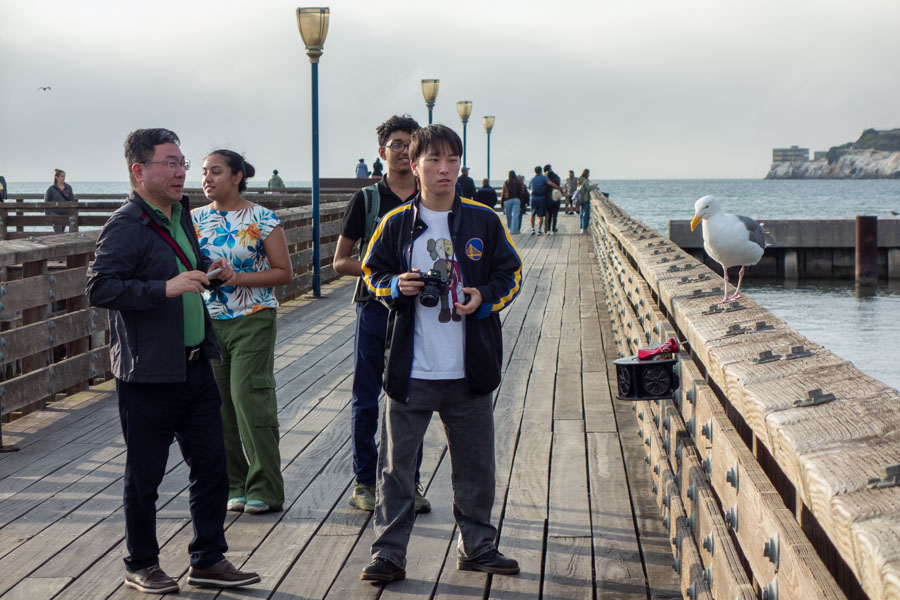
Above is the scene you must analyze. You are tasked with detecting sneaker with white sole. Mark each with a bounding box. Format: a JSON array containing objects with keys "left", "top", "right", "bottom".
[
  {"left": 226, "top": 497, "right": 246, "bottom": 512},
  {"left": 187, "top": 558, "right": 260, "bottom": 588}
]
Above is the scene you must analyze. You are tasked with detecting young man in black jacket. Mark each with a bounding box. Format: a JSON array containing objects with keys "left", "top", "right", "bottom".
[{"left": 359, "top": 124, "right": 522, "bottom": 583}]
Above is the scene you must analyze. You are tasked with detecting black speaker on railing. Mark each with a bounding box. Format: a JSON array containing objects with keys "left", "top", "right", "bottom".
[{"left": 613, "top": 355, "right": 679, "bottom": 401}]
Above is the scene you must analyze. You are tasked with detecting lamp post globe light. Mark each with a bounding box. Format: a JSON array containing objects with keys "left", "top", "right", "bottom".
[
  {"left": 457, "top": 101, "right": 472, "bottom": 168},
  {"left": 296, "top": 6, "right": 329, "bottom": 298},
  {"left": 421, "top": 79, "right": 439, "bottom": 125},
  {"left": 483, "top": 115, "right": 495, "bottom": 181}
]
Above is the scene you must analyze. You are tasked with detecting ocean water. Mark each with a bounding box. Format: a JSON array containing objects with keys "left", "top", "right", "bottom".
[{"left": 7, "top": 179, "right": 900, "bottom": 389}]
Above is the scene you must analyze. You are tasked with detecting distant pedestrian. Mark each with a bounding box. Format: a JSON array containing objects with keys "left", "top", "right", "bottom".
[
  {"left": 44, "top": 168, "right": 77, "bottom": 232},
  {"left": 543, "top": 164, "right": 562, "bottom": 234},
  {"left": 528, "top": 165, "right": 561, "bottom": 236},
  {"left": 564, "top": 170, "right": 578, "bottom": 214},
  {"left": 193, "top": 150, "right": 292, "bottom": 517},
  {"left": 356, "top": 158, "right": 370, "bottom": 178},
  {"left": 474, "top": 178, "right": 497, "bottom": 208},
  {"left": 501, "top": 170, "right": 526, "bottom": 234},
  {"left": 0, "top": 174, "right": 7, "bottom": 201},
  {"left": 457, "top": 166, "right": 476, "bottom": 198},
  {"left": 578, "top": 168, "right": 598, "bottom": 233},
  {"left": 267, "top": 169, "right": 285, "bottom": 191},
  {"left": 372, "top": 158, "right": 383, "bottom": 178}
]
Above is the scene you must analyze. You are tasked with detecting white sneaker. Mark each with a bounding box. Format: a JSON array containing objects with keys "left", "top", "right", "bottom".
[{"left": 580, "top": 228, "right": 585, "bottom": 234}]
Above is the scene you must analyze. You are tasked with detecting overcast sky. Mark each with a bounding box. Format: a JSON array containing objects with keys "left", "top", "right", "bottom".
[{"left": 2, "top": 0, "right": 898, "bottom": 183}]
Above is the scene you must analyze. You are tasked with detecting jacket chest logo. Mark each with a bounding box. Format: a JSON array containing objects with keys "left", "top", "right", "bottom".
[{"left": 465, "top": 238, "right": 484, "bottom": 261}]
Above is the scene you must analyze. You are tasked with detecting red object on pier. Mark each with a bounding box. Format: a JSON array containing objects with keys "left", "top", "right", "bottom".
[{"left": 637, "top": 337, "right": 679, "bottom": 361}]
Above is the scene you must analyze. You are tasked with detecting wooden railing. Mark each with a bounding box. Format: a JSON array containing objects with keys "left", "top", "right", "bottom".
[
  {"left": 0, "top": 202, "right": 345, "bottom": 433},
  {"left": 0, "top": 186, "right": 360, "bottom": 240},
  {"left": 589, "top": 193, "right": 899, "bottom": 600}
]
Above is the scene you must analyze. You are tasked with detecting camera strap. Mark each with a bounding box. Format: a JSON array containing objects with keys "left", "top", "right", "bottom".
[{"left": 142, "top": 213, "right": 195, "bottom": 272}]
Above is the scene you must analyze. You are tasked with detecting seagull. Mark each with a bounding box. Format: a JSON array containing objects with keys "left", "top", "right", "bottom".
[
  {"left": 690, "top": 195, "right": 767, "bottom": 304},
  {"left": 37, "top": 86, "right": 52, "bottom": 91}
]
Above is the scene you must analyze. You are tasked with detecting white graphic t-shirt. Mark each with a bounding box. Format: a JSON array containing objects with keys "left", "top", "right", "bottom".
[{"left": 410, "top": 205, "right": 465, "bottom": 380}]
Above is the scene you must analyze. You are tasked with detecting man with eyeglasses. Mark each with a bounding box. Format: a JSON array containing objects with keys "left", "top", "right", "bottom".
[
  {"left": 333, "top": 115, "right": 431, "bottom": 515},
  {"left": 87, "top": 128, "right": 260, "bottom": 594}
]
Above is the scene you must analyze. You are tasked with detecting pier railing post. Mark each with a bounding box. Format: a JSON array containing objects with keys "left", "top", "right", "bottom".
[{"left": 855, "top": 215, "right": 877, "bottom": 285}]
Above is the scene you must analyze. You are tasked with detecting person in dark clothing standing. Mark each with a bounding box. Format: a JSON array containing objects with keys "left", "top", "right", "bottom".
[
  {"left": 86, "top": 128, "right": 260, "bottom": 595},
  {"left": 44, "top": 168, "right": 77, "bottom": 232},
  {"left": 333, "top": 115, "right": 430, "bottom": 515},
  {"left": 474, "top": 178, "right": 497, "bottom": 208},
  {"left": 543, "top": 164, "right": 562, "bottom": 234},
  {"left": 457, "top": 166, "right": 477, "bottom": 198}
]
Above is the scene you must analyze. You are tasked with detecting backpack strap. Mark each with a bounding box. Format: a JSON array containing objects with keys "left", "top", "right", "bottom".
[{"left": 359, "top": 183, "right": 381, "bottom": 257}]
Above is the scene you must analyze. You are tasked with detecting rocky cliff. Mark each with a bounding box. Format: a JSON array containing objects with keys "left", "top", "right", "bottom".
[{"left": 766, "top": 128, "right": 900, "bottom": 179}]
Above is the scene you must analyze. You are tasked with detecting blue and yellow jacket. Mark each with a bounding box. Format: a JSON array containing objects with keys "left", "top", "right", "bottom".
[{"left": 361, "top": 194, "right": 522, "bottom": 400}]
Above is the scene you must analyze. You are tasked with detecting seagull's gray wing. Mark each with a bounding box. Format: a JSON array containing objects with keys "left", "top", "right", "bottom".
[{"left": 737, "top": 215, "right": 766, "bottom": 249}]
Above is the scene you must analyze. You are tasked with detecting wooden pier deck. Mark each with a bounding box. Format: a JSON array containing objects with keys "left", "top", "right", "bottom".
[{"left": 0, "top": 216, "right": 679, "bottom": 600}]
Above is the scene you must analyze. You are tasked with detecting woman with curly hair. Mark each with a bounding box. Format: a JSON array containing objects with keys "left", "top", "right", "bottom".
[{"left": 192, "top": 150, "right": 292, "bottom": 515}]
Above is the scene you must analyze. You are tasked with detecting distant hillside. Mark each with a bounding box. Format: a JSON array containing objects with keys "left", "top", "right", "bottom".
[{"left": 766, "top": 128, "right": 900, "bottom": 179}]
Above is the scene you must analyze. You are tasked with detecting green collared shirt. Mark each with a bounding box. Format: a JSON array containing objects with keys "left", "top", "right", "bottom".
[{"left": 148, "top": 202, "right": 206, "bottom": 347}]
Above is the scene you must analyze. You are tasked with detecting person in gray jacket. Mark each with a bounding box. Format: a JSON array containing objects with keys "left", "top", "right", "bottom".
[{"left": 86, "top": 128, "right": 260, "bottom": 595}]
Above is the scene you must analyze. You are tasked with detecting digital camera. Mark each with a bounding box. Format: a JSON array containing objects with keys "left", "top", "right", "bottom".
[{"left": 418, "top": 268, "right": 449, "bottom": 308}]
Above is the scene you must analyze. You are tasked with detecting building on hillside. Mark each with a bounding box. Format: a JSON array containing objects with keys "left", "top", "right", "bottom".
[
  {"left": 813, "top": 151, "right": 828, "bottom": 161},
  {"left": 772, "top": 145, "right": 809, "bottom": 162}
]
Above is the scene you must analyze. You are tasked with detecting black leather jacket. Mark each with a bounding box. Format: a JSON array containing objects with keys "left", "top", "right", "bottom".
[
  {"left": 362, "top": 194, "right": 522, "bottom": 400},
  {"left": 86, "top": 192, "right": 218, "bottom": 382}
]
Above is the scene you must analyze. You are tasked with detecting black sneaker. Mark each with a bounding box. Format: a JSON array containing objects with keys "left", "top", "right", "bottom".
[
  {"left": 360, "top": 557, "right": 406, "bottom": 582},
  {"left": 187, "top": 558, "right": 260, "bottom": 588},
  {"left": 457, "top": 549, "right": 520, "bottom": 574},
  {"left": 124, "top": 565, "right": 179, "bottom": 594}
]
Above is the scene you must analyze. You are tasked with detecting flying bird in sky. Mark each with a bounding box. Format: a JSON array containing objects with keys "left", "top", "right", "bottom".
[
  {"left": 690, "top": 195, "right": 768, "bottom": 304},
  {"left": 37, "top": 86, "right": 52, "bottom": 91}
]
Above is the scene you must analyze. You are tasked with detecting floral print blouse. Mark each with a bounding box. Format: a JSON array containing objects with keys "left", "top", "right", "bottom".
[{"left": 191, "top": 204, "right": 282, "bottom": 320}]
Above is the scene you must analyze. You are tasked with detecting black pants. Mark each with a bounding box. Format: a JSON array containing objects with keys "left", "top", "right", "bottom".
[
  {"left": 545, "top": 200, "right": 560, "bottom": 232},
  {"left": 117, "top": 358, "right": 229, "bottom": 571}
]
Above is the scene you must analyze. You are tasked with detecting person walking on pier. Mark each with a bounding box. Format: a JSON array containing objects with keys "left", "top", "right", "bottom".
[
  {"left": 356, "top": 158, "right": 370, "bottom": 178},
  {"left": 564, "top": 169, "right": 578, "bottom": 214},
  {"left": 333, "top": 115, "right": 430, "bottom": 515},
  {"left": 457, "top": 165, "right": 477, "bottom": 199},
  {"left": 44, "top": 168, "right": 77, "bottom": 232},
  {"left": 528, "top": 165, "right": 561, "bottom": 235},
  {"left": 501, "top": 170, "right": 526, "bottom": 234},
  {"left": 474, "top": 178, "right": 497, "bottom": 208},
  {"left": 193, "top": 150, "right": 292, "bottom": 516},
  {"left": 86, "top": 128, "right": 260, "bottom": 595},
  {"left": 578, "top": 168, "right": 598, "bottom": 233},
  {"left": 543, "top": 164, "right": 562, "bottom": 234},
  {"left": 359, "top": 124, "right": 522, "bottom": 583}
]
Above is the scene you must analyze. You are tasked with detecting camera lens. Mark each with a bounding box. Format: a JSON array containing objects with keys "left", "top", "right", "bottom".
[{"left": 419, "top": 285, "right": 439, "bottom": 307}]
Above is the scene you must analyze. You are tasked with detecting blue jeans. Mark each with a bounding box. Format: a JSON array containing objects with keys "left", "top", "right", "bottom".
[
  {"left": 504, "top": 201, "right": 521, "bottom": 234},
  {"left": 372, "top": 379, "right": 498, "bottom": 568},
  {"left": 580, "top": 201, "right": 591, "bottom": 230},
  {"left": 352, "top": 300, "right": 422, "bottom": 486}
]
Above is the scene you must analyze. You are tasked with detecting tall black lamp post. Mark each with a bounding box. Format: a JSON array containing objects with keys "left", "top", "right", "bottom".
[{"left": 296, "top": 6, "right": 329, "bottom": 297}]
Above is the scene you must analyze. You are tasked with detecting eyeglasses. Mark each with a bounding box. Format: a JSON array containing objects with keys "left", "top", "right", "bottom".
[
  {"left": 384, "top": 141, "right": 411, "bottom": 152},
  {"left": 143, "top": 159, "right": 191, "bottom": 171}
]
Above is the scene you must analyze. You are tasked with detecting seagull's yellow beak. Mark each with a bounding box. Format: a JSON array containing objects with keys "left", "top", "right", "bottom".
[{"left": 690, "top": 215, "right": 701, "bottom": 231}]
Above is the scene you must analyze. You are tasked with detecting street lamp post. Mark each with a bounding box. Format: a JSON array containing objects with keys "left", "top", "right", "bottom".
[
  {"left": 483, "top": 115, "right": 495, "bottom": 181},
  {"left": 457, "top": 101, "right": 472, "bottom": 167},
  {"left": 296, "top": 6, "right": 329, "bottom": 298},
  {"left": 421, "top": 79, "right": 439, "bottom": 125}
]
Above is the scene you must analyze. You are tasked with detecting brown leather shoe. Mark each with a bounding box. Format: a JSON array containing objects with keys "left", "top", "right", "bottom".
[
  {"left": 187, "top": 558, "right": 260, "bottom": 588},
  {"left": 124, "top": 565, "right": 179, "bottom": 594}
]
